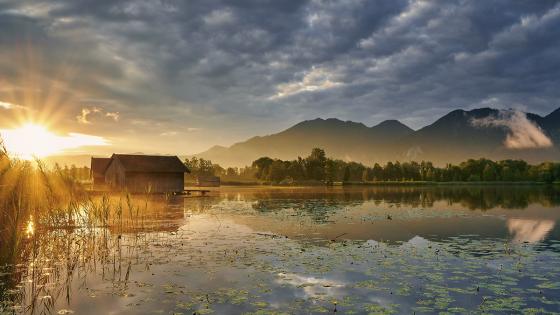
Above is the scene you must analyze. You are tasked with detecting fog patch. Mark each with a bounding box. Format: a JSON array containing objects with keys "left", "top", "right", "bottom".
[
  {"left": 471, "top": 110, "right": 553, "bottom": 149},
  {"left": 405, "top": 146, "right": 423, "bottom": 159}
]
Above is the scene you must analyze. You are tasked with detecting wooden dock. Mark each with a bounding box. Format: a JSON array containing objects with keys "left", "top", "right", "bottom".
[
  {"left": 182, "top": 189, "right": 212, "bottom": 196},
  {"left": 84, "top": 188, "right": 213, "bottom": 196}
]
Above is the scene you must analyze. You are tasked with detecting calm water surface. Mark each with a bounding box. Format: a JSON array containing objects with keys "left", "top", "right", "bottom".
[{"left": 2, "top": 186, "right": 560, "bottom": 314}]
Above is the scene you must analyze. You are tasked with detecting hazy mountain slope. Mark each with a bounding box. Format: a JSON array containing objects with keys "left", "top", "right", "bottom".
[
  {"left": 196, "top": 107, "right": 559, "bottom": 166},
  {"left": 396, "top": 108, "right": 507, "bottom": 162},
  {"left": 196, "top": 118, "right": 414, "bottom": 166},
  {"left": 542, "top": 108, "right": 560, "bottom": 144},
  {"left": 396, "top": 108, "right": 559, "bottom": 164}
]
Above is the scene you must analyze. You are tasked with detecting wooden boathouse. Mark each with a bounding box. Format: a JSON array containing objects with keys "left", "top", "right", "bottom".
[
  {"left": 102, "top": 154, "right": 190, "bottom": 193},
  {"left": 90, "top": 157, "right": 112, "bottom": 185}
]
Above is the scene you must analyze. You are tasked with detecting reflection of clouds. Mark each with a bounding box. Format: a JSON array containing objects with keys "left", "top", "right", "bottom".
[
  {"left": 507, "top": 219, "right": 555, "bottom": 243},
  {"left": 277, "top": 271, "right": 395, "bottom": 310},
  {"left": 406, "top": 236, "right": 429, "bottom": 247},
  {"left": 276, "top": 272, "right": 344, "bottom": 298}
]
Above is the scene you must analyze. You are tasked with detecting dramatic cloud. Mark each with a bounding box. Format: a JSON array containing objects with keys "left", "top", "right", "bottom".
[
  {"left": 77, "top": 107, "right": 120, "bottom": 124},
  {"left": 77, "top": 107, "right": 101, "bottom": 124},
  {"left": 471, "top": 110, "right": 553, "bottom": 149},
  {"left": 0, "top": 100, "right": 25, "bottom": 110},
  {"left": 105, "top": 112, "right": 120, "bottom": 122},
  {"left": 0, "top": 101, "right": 14, "bottom": 109},
  {"left": 0, "top": 0, "right": 559, "bottom": 154},
  {"left": 269, "top": 66, "right": 343, "bottom": 100}
]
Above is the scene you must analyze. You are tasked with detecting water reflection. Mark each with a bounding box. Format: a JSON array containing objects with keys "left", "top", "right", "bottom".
[
  {"left": 2, "top": 185, "right": 560, "bottom": 314},
  {"left": 211, "top": 186, "right": 560, "bottom": 245},
  {"left": 507, "top": 219, "right": 556, "bottom": 243},
  {"left": 24, "top": 216, "right": 34, "bottom": 238},
  {"left": 237, "top": 185, "right": 560, "bottom": 211}
]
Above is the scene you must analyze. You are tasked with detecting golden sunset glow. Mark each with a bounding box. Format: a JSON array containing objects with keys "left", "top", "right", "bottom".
[{"left": 0, "top": 123, "right": 108, "bottom": 159}]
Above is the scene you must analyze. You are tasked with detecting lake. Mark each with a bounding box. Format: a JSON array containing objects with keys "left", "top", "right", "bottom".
[{"left": 2, "top": 185, "right": 560, "bottom": 314}]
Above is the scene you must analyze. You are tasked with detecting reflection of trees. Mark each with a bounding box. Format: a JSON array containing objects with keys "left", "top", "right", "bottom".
[
  {"left": 246, "top": 186, "right": 560, "bottom": 222},
  {"left": 369, "top": 185, "right": 560, "bottom": 210},
  {"left": 417, "top": 186, "right": 559, "bottom": 210},
  {"left": 249, "top": 189, "right": 364, "bottom": 222},
  {"left": 183, "top": 196, "right": 221, "bottom": 214},
  {"left": 252, "top": 199, "right": 362, "bottom": 223},
  {"left": 357, "top": 186, "right": 542, "bottom": 210}
]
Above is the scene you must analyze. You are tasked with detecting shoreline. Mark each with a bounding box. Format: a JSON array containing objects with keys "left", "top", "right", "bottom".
[{"left": 218, "top": 181, "right": 560, "bottom": 187}]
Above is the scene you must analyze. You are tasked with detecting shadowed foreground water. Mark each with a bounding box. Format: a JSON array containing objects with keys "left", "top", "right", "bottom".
[{"left": 2, "top": 185, "right": 560, "bottom": 314}]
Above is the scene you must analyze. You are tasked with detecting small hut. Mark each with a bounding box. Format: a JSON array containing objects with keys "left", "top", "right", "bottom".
[
  {"left": 104, "top": 154, "right": 189, "bottom": 193},
  {"left": 90, "top": 157, "right": 111, "bottom": 185}
]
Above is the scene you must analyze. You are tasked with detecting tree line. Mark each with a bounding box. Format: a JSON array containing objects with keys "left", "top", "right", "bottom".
[
  {"left": 186, "top": 148, "right": 560, "bottom": 184},
  {"left": 57, "top": 164, "right": 91, "bottom": 181},
  {"left": 183, "top": 156, "right": 256, "bottom": 180}
]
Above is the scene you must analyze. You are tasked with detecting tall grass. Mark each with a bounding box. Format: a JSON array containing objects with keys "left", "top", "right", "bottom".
[
  {"left": 0, "top": 139, "right": 157, "bottom": 263},
  {"left": 0, "top": 139, "right": 175, "bottom": 314}
]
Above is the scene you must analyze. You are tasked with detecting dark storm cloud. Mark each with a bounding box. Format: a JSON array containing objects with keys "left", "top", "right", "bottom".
[{"left": 0, "top": 0, "right": 559, "bottom": 152}]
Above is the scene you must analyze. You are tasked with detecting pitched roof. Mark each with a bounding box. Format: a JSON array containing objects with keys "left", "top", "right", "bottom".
[
  {"left": 91, "top": 157, "right": 112, "bottom": 176},
  {"left": 111, "top": 154, "right": 190, "bottom": 173}
]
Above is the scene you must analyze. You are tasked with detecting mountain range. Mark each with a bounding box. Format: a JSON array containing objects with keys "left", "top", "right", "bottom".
[{"left": 194, "top": 107, "right": 560, "bottom": 166}]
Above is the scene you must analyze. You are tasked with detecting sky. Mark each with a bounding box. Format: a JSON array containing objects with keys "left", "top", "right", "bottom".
[{"left": 0, "top": 0, "right": 559, "bottom": 155}]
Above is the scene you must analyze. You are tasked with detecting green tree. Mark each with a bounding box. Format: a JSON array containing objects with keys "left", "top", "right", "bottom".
[
  {"left": 362, "top": 169, "right": 370, "bottom": 182},
  {"left": 500, "top": 166, "right": 513, "bottom": 181},
  {"left": 482, "top": 164, "right": 497, "bottom": 181},
  {"left": 372, "top": 163, "right": 383, "bottom": 181},
  {"left": 226, "top": 167, "right": 239, "bottom": 176},
  {"left": 343, "top": 166, "right": 350, "bottom": 182},
  {"left": 268, "top": 160, "right": 287, "bottom": 183},
  {"left": 252, "top": 157, "right": 274, "bottom": 179},
  {"left": 305, "top": 148, "right": 327, "bottom": 181},
  {"left": 325, "top": 160, "right": 337, "bottom": 184}
]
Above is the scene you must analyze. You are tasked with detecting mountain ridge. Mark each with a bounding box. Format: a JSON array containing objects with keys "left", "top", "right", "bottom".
[{"left": 195, "top": 107, "right": 560, "bottom": 167}]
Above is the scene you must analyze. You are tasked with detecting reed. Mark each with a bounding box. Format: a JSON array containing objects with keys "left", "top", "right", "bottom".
[
  {"left": 0, "top": 138, "right": 166, "bottom": 314},
  {"left": 0, "top": 138, "right": 152, "bottom": 256}
]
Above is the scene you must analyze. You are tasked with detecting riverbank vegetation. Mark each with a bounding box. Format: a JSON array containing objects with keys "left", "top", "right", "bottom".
[{"left": 189, "top": 148, "right": 560, "bottom": 185}]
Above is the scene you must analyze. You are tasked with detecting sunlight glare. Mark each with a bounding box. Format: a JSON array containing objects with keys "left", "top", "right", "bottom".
[
  {"left": 25, "top": 215, "right": 34, "bottom": 238},
  {"left": 0, "top": 123, "right": 108, "bottom": 159}
]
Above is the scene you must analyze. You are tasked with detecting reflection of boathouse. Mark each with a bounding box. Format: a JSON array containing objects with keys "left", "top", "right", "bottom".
[{"left": 91, "top": 154, "right": 189, "bottom": 193}]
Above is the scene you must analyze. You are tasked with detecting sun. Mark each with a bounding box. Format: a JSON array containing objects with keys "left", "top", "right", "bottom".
[{"left": 0, "top": 123, "right": 108, "bottom": 159}]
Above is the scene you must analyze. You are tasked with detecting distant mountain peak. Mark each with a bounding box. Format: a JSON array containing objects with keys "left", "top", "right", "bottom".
[
  {"left": 374, "top": 119, "right": 413, "bottom": 130},
  {"left": 288, "top": 117, "right": 367, "bottom": 131}
]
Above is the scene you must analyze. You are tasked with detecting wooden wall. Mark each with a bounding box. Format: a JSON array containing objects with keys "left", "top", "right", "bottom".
[
  {"left": 105, "top": 159, "right": 185, "bottom": 193},
  {"left": 124, "top": 172, "right": 184, "bottom": 193},
  {"left": 104, "top": 158, "right": 127, "bottom": 190}
]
